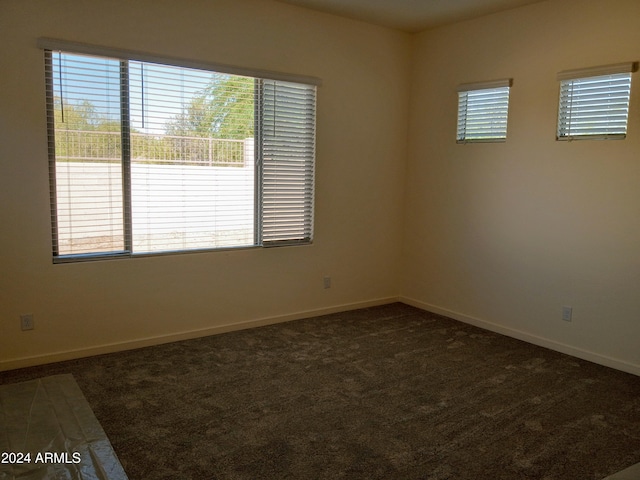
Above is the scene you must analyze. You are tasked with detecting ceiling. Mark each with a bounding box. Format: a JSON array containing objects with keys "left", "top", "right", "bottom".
[{"left": 274, "top": 0, "right": 547, "bottom": 32}]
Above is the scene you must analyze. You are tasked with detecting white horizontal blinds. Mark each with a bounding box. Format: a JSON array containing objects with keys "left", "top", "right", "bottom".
[
  {"left": 557, "top": 69, "right": 633, "bottom": 140},
  {"left": 128, "top": 62, "right": 255, "bottom": 253},
  {"left": 261, "top": 80, "right": 316, "bottom": 245},
  {"left": 457, "top": 80, "right": 511, "bottom": 143},
  {"left": 48, "top": 51, "right": 126, "bottom": 256},
  {"left": 45, "top": 41, "right": 317, "bottom": 260}
]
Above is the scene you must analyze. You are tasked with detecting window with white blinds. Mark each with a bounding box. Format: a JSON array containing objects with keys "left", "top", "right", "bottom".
[
  {"left": 557, "top": 63, "right": 636, "bottom": 140},
  {"left": 457, "top": 79, "right": 511, "bottom": 143},
  {"left": 42, "top": 42, "right": 317, "bottom": 262}
]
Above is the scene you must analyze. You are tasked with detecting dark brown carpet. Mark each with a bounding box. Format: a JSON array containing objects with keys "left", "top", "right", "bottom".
[{"left": 1, "top": 303, "right": 639, "bottom": 479}]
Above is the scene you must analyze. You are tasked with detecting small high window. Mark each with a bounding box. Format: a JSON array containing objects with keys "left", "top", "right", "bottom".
[
  {"left": 457, "top": 79, "right": 512, "bottom": 143},
  {"left": 557, "top": 63, "right": 637, "bottom": 140}
]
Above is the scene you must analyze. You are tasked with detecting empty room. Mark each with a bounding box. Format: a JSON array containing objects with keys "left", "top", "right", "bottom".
[{"left": 1, "top": 0, "right": 639, "bottom": 478}]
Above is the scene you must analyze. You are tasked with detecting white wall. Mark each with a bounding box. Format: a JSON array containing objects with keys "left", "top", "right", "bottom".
[
  {"left": 0, "top": 0, "right": 410, "bottom": 369},
  {"left": 402, "top": 0, "right": 640, "bottom": 374}
]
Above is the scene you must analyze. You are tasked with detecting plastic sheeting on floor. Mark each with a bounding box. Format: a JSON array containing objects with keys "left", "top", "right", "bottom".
[{"left": 0, "top": 374, "right": 128, "bottom": 480}]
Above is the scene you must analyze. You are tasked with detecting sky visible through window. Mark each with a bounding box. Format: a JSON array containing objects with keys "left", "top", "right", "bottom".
[{"left": 53, "top": 52, "right": 217, "bottom": 135}]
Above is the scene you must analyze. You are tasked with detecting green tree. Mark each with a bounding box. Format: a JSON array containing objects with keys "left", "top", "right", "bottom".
[
  {"left": 54, "top": 98, "right": 120, "bottom": 132},
  {"left": 166, "top": 74, "right": 254, "bottom": 140},
  {"left": 54, "top": 98, "right": 121, "bottom": 162}
]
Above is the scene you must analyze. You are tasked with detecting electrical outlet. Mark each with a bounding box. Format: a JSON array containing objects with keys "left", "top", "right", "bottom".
[
  {"left": 323, "top": 276, "right": 331, "bottom": 289},
  {"left": 20, "top": 314, "right": 34, "bottom": 331},
  {"left": 561, "top": 306, "right": 572, "bottom": 322}
]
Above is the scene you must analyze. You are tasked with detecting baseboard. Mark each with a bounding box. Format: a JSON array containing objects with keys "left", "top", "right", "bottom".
[
  {"left": 0, "top": 296, "right": 400, "bottom": 372},
  {"left": 7, "top": 296, "right": 637, "bottom": 377},
  {"left": 400, "top": 296, "right": 640, "bottom": 377}
]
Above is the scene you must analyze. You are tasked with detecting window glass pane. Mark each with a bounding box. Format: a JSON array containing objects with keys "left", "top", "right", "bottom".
[
  {"left": 128, "top": 62, "right": 255, "bottom": 253},
  {"left": 51, "top": 52, "right": 124, "bottom": 256}
]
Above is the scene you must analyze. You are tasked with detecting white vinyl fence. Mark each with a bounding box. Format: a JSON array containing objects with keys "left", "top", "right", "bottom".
[{"left": 54, "top": 138, "right": 255, "bottom": 255}]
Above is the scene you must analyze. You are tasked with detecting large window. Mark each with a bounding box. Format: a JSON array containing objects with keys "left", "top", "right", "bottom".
[
  {"left": 557, "top": 63, "right": 636, "bottom": 140},
  {"left": 41, "top": 40, "right": 317, "bottom": 262},
  {"left": 456, "top": 79, "right": 511, "bottom": 143}
]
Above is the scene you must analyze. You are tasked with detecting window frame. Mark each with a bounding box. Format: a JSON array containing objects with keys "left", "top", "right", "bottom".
[
  {"left": 456, "top": 78, "right": 512, "bottom": 144},
  {"left": 40, "top": 39, "right": 320, "bottom": 263}
]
